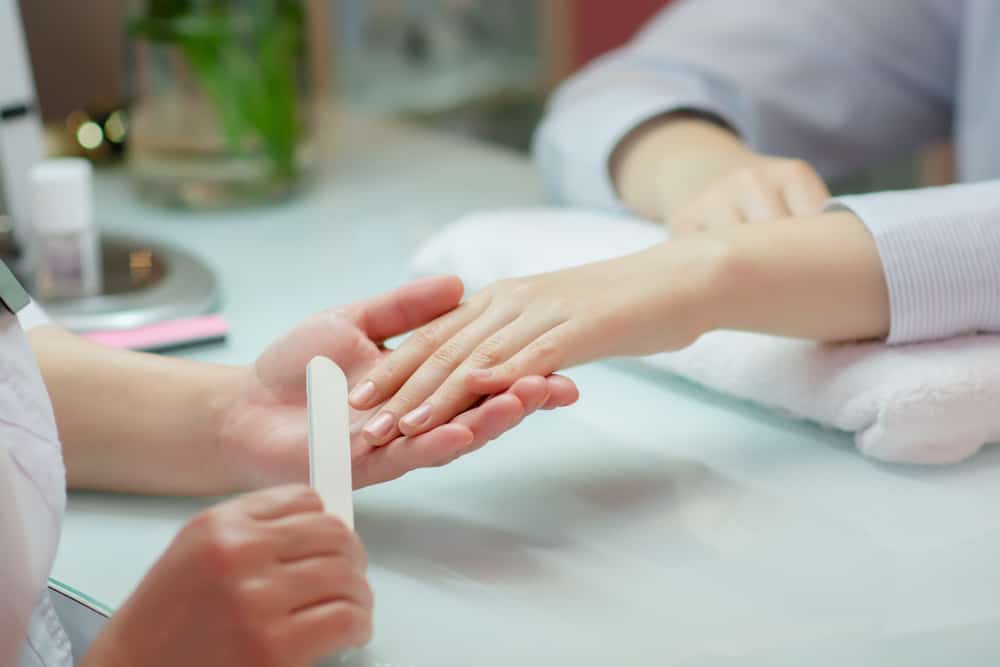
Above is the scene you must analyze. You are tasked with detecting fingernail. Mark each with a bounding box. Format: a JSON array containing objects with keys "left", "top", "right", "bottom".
[
  {"left": 349, "top": 380, "right": 376, "bottom": 406},
  {"left": 469, "top": 369, "right": 494, "bottom": 380},
  {"left": 401, "top": 403, "right": 432, "bottom": 428},
  {"left": 363, "top": 411, "right": 395, "bottom": 442}
]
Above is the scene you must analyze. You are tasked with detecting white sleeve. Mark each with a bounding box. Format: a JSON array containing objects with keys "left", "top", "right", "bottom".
[
  {"left": 17, "top": 301, "right": 51, "bottom": 331},
  {"left": 830, "top": 179, "right": 1000, "bottom": 343},
  {"left": 534, "top": 0, "right": 960, "bottom": 210},
  {"left": 0, "top": 449, "right": 37, "bottom": 665}
]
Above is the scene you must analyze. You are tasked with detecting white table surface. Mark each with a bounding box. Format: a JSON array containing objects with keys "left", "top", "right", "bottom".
[{"left": 52, "top": 114, "right": 1000, "bottom": 666}]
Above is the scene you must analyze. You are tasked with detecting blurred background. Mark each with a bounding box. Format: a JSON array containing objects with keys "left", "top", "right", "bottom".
[
  {"left": 20, "top": 0, "right": 663, "bottom": 153},
  {"left": 18, "top": 0, "right": 947, "bottom": 209},
  {"left": 2, "top": 0, "right": 953, "bottom": 340}
]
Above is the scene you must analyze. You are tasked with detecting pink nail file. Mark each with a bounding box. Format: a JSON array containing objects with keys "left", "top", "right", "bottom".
[
  {"left": 307, "top": 356, "right": 354, "bottom": 529},
  {"left": 81, "top": 314, "right": 228, "bottom": 352}
]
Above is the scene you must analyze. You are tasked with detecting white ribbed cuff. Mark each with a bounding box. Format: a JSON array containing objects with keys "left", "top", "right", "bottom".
[{"left": 830, "top": 181, "right": 1000, "bottom": 344}]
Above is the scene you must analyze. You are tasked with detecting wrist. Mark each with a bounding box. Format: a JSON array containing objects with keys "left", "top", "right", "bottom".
[
  {"left": 589, "top": 238, "right": 733, "bottom": 357},
  {"left": 209, "top": 365, "right": 262, "bottom": 493},
  {"left": 649, "top": 235, "right": 739, "bottom": 347}
]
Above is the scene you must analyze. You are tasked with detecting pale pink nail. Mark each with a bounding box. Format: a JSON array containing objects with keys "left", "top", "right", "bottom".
[
  {"left": 363, "top": 411, "right": 395, "bottom": 442},
  {"left": 349, "top": 380, "right": 376, "bottom": 406},
  {"left": 401, "top": 403, "right": 432, "bottom": 428}
]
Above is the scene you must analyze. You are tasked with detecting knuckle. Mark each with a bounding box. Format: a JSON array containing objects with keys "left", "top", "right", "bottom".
[
  {"left": 227, "top": 578, "right": 272, "bottom": 627},
  {"left": 529, "top": 338, "right": 563, "bottom": 367},
  {"left": 733, "top": 166, "right": 765, "bottom": 188},
  {"left": 199, "top": 527, "right": 255, "bottom": 576},
  {"left": 285, "top": 484, "right": 322, "bottom": 509},
  {"left": 346, "top": 544, "right": 369, "bottom": 574},
  {"left": 318, "top": 514, "right": 353, "bottom": 546},
  {"left": 429, "top": 338, "right": 463, "bottom": 367},
  {"left": 470, "top": 341, "right": 505, "bottom": 367},
  {"left": 541, "top": 297, "right": 573, "bottom": 320},
  {"left": 325, "top": 606, "right": 372, "bottom": 646},
  {"left": 779, "top": 158, "right": 814, "bottom": 179},
  {"left": 370, "top": 360, "right": 400, "bottom": 388},
  {"left": 488, "top": 277, "right": 531, "bottom": 302},
  {"left": 319, "top": 565, "right": 354, "bottom": 595},
  {"left": 410, "top": 325, "right": 442, "bottom": 351}
]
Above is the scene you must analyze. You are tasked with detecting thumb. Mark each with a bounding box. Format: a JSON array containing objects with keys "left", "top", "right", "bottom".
[
  {"left": 351, "top": 276, "right": 464, "bottom": 343},
  {"left": 254, "top": 313, "right": 367, "bottom": 396}
]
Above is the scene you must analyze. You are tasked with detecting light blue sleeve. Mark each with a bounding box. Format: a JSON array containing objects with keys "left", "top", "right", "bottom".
[
  {"left": 533, "top": 0, "right": 961, "bottom": 210},
  {"left": 830, "top": 181, "right": 1000, "bottom": 344}
]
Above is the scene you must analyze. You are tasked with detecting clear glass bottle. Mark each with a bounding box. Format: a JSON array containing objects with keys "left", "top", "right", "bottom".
[{"left": 125, "top": 0, "right": 318, "bottom": 208}]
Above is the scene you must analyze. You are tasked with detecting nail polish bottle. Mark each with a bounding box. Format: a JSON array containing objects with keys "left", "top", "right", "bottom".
[{"left": 29, "top": 158, "right": 101, "bottom": 301}]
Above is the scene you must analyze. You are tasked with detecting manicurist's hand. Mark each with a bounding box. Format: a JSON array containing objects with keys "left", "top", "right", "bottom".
[
  {"left": 36, "top": 276, "right": 577, "bottom": 496},
  {"left": 612, "top": 114, "right": 830, "bottom": 234},
  {"left": 217, "top": 276, "right": 579, "bottom": 490},
  {"left": 82, "top": 485, "right": 371, "bottom": 667}
]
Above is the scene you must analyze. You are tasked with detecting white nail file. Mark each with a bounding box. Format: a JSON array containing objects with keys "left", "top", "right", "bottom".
[{"left": 307, "top": 356, "right": 354, "bottom": 530}]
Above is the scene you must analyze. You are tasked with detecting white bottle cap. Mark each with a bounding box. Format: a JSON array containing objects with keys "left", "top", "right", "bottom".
[{"left": 29, "top": 158, "right": 93, "bottom": 233}]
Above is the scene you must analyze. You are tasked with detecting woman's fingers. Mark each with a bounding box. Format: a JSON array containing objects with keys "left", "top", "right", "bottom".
[
  {"left": 540, "top": 374, "right": 580, "bottom": 409},
  {"left": 348, "top": 298, "right": 486, "bottom": 411},
  {"left": 505, "top": 376, "right": 550, "bottom": 414},
  {"left": 735, "top": 170, "right": 790, "bottom": 222},
  {"left": 271, "top": 512, "right": 363, "bottom": 564},
  {"left": 279, "top": 599, "right": 373, "bottom": 663},
  {"left": 351, "top": 376, "right": 579, "bottom": 489},
  {"left": 392, "top": 314, "right": 565, "bottom": 438},
  {"left": 465, "top": 325, "right": 571, "bottom": 395},
  {"left": 779, "top": 160, "right": 830, "bottom": 216},
  {"left": 670, "top": 157, "right": 829, "bottom": 234},
  {"left": 357, "top": 304, "right": 519, "bottom": 445},
  {"left": 352, "top": 423, "right": 477, "bottom": 488},
  {"left": 349, "top": 274, "right": 465, "bottom": 343},
  {"left": 239, "top": 484, "right": 325, "bottom": 521},
  {"left": 280, "top": 555, "right": 372, "bottom": 613}
]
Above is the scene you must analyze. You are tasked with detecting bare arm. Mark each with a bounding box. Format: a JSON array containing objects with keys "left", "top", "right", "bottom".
[
  {"left": 27, "top": 327, "right": 238, "bottom": 495},
  {"left": 28, "top": 278, "right": 580, "bottom": 496},
  {"left": 350, "top": 209, "right": 890, "bottom": 443},
  {"left": 697, "top": 211, "right": 889, "bottom": 341}
]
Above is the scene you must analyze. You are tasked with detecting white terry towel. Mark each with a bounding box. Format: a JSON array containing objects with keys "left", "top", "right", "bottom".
[{"left": 411, "top": 207, "right": 1000, "bottom": 465}]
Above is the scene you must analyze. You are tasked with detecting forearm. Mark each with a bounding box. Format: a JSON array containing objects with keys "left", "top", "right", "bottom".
[
  {"left": 27, "top": 327, "right": 243, "bottom": 495},
  {"left": 678, "top": 210, "right": 890, "bottom": 342},
  {"left": 611, "top": 113, "right": 750, "bottom": 221}
]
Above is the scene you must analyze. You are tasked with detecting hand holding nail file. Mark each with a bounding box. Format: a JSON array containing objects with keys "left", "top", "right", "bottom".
[{"left": 307, "top": 356, "right": 354, "bottom": 529}]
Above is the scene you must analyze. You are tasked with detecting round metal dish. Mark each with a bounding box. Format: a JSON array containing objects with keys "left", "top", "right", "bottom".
[{"left": 40, "top": 233, "right": 219, "bottom": 332}]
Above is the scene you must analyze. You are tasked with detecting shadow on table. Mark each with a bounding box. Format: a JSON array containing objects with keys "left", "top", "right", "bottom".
[{"left": 356, "top": 450, "right": 742, "bottom": 584}]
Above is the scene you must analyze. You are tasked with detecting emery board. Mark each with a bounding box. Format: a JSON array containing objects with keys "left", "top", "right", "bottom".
[{"left": 307, "top": 356, "right": 354, "bottom": 530}]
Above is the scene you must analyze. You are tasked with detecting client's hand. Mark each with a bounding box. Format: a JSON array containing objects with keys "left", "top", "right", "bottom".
[
  {"left": 349, "top": 246, "right": 714, "bottom": 446},
  {"left": 610, "top": 114, "right": 830, "bottom": 235},
  {"left": 668, "top": 153, "right": 830, "bottom": 236},
  {"left": 217, "top": 276, "right": 578, "bottom": 490}
]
